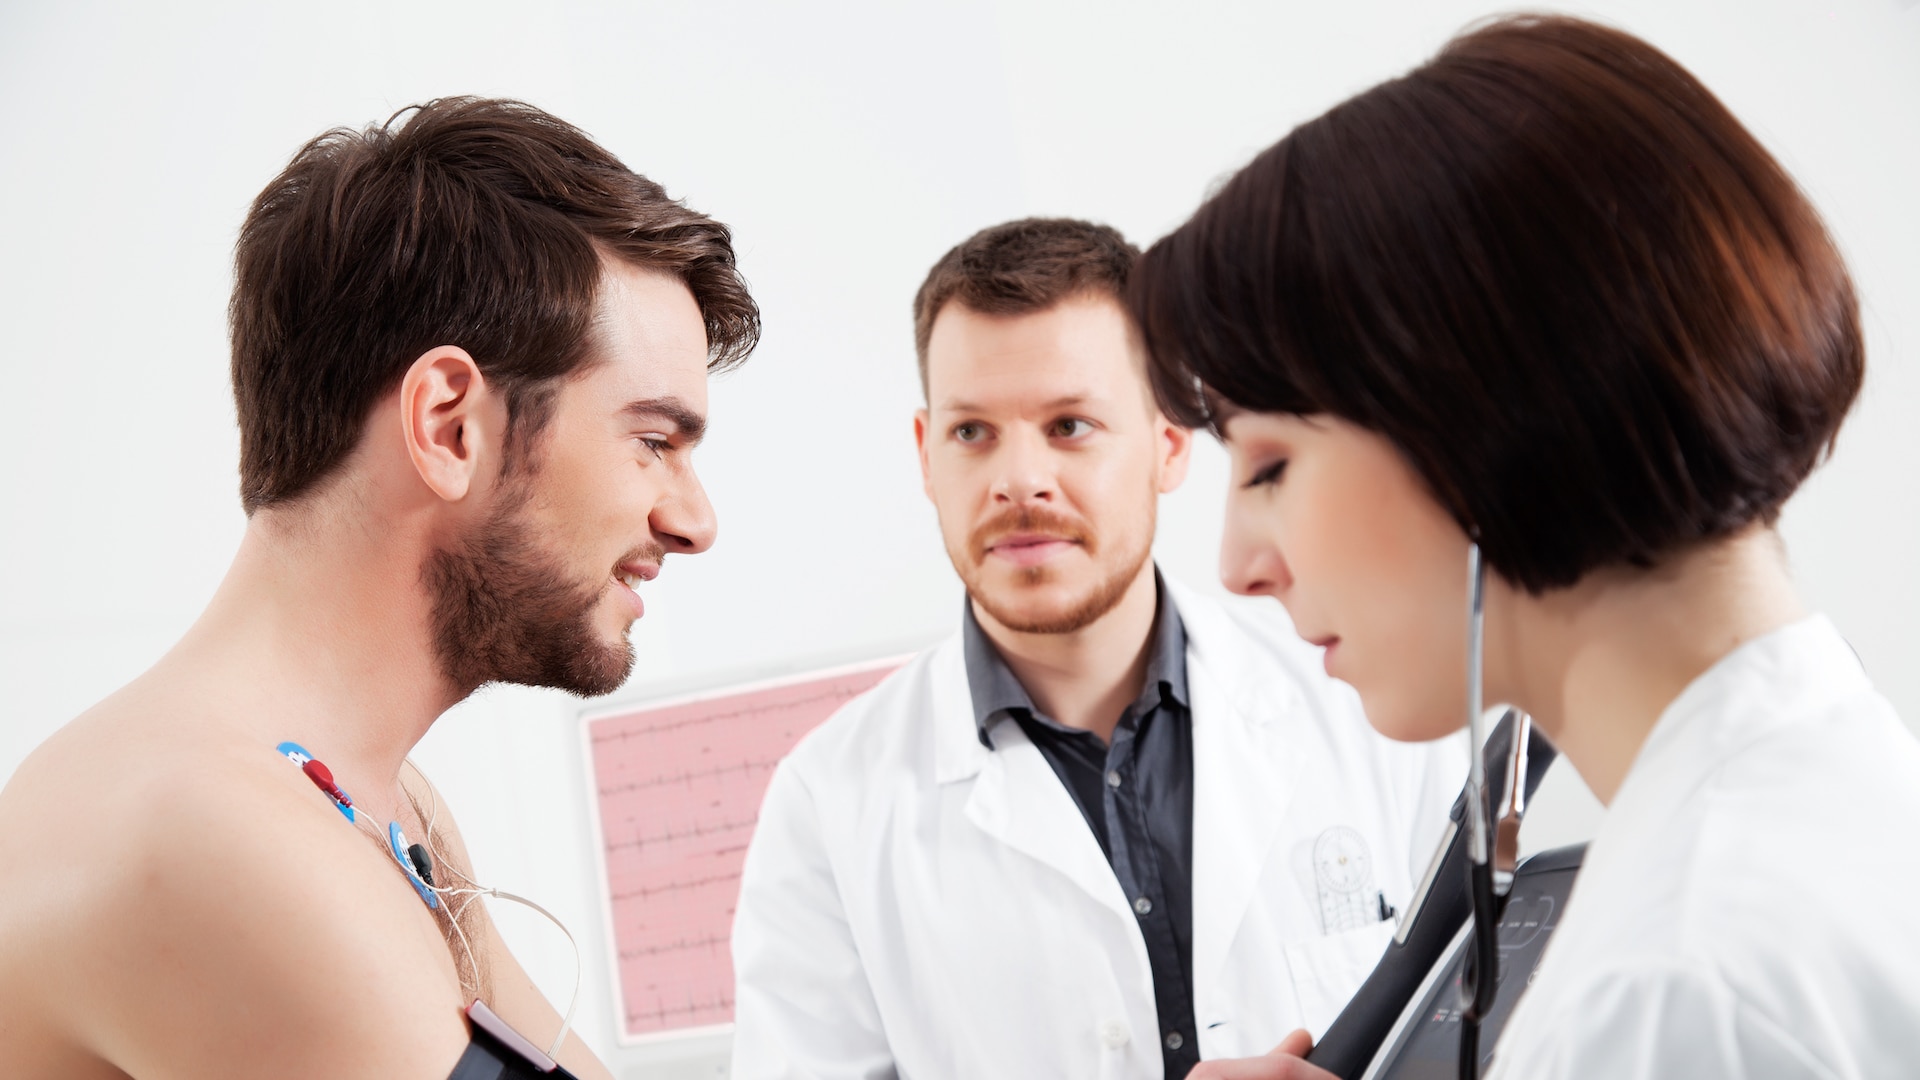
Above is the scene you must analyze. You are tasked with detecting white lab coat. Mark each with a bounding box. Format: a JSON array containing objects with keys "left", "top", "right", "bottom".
[
  {"left": 731, "top": 581, "right": 1465, "bottom": 1080},
  {"left": 1488, "top": 615, "right": 1920, "bottom": 1078}
]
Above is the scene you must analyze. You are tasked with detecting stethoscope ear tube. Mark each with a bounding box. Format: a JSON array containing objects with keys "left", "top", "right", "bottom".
[
  {"left": 1303, "top": 709, "right": 1555, "bottom": 1078},
  {"left": 1458, "top": 544, "right": 1495, "bottom": 1080}
]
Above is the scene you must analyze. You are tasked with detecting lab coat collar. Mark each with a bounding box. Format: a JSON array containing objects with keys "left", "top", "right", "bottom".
[
  {"left": 1592, "top": 615, "right": 1866, "bottom": 871},
  {"left": 1174, "top": 581, "right": 1307, "bottom": 1006},
  {"left": 933, "top": 580, "right": 1239, "bottom": 785},
  {"left": 931, "top": 581, "right": 1308, "bottom": 980},
  {"left": 932, "top": 627, "right": 1137, "bottom": 923},
  {"left": 963, "top": 716, "right": 1142, "bottom": 925},
  {"left": 961, "top": 569, "right": 1192, "bottom": 749},
  {"left": 931, "top": 633, "right": 991, "bottom": 786}
]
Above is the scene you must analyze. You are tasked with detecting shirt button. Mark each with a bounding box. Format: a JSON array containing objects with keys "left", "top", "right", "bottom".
[
  {"left": 1134, "top": 896, "right": 1153, "bottom": 915},
  {"left": 1100, "top": 1020, "right": 1130, "bottom": 1048},
  {"left": 1165, "top": 1031, "right": 1185, "bottom": 1051},
  {"left": 1106, "top": 769, "right": 1123, "bottom": 788}
]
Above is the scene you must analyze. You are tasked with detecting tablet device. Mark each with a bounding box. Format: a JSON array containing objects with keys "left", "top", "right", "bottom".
[{"left": 1360, "top": 844, "right": 1585, "bottom": 1079}]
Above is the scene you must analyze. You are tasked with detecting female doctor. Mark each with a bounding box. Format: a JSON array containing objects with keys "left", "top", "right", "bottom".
[{"left": 1127, "top": 14, "right": 1920, "bottom": 1080}]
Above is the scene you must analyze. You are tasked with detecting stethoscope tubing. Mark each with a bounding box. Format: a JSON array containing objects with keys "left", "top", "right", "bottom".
[{"left": 1459, "top": 543, "right": 1496, "bottom": 1080}]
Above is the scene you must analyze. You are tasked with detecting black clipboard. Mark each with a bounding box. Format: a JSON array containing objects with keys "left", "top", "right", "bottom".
[{"left": 1306, "top": 712, "right": 1559, "bottom": 1078}]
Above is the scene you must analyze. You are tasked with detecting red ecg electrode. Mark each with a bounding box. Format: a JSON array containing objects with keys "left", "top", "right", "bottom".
[{"left": 302, "top": 759, "right": 353, "bottom": 808}]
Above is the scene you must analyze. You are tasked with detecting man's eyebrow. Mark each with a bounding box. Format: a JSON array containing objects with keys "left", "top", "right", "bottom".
[
  {"left": 622, "top": 397, "right": 707, "bottom": 444},
  {"left": 935, "top": 394, "right": 1091, "bottom": 414}
]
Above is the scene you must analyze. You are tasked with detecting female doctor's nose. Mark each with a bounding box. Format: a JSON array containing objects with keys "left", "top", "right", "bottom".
[{"left": 1220, "top": 510, "right": 1292, "bottom": 600}]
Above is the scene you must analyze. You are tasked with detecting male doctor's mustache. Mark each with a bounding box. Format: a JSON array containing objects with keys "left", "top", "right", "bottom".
[{"left": 969, "top": 505, "right": 1098, "bottom": 576}]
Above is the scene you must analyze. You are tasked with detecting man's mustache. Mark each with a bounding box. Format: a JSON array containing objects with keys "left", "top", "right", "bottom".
[{"left": 968, "top": 506, "right": 1093, "bottom": 557}]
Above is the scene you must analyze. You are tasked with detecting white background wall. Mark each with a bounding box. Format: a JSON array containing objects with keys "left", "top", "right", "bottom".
[{"left": 2, "top": 2, "right": 1915, "bottom": 1076}]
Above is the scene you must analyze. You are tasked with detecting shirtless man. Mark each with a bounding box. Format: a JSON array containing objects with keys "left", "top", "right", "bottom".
[{"left": 0, "top": 97, "right": 758, "bottom": 1079}]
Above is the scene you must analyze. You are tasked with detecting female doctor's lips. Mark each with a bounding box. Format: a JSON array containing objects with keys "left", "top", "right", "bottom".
[{"left": 1311, "top": 636, "right": 1342, "bottom": 677}]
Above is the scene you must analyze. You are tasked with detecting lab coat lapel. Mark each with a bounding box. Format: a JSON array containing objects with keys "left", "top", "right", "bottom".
[
  {"left": 1179, "top": 587, "right": 1302, "bottom": 1003},
  {"left": 967, "top": 728, "right": 1137, "bottom": 922},
  {"left": 929, "top": 637, "right": 1135, "bottom": 923}
]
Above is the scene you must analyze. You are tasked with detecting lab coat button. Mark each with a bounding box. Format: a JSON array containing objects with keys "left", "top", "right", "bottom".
[
  {"left": 1134, "top": 896, "right": 1153, "bottom": 915},
  {"left": 1165, "top": 1032, "right": 1185, "bottom": 1051},
  {"left": 1100, "top": 1020, "right": 1129, "bottom": 1048}
]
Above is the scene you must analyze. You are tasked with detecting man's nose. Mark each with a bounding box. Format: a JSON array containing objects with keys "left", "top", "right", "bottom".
[
  {"left": 654, "top": 468, "right": 718, "bottom": 555},
  {"left": 989, "top": 431, "right": 1057, "bottom": 505}
]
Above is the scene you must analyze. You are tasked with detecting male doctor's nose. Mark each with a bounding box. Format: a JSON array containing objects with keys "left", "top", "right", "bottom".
[{"left": 988, "top": 434, "right": 1062, "bottom": 506}]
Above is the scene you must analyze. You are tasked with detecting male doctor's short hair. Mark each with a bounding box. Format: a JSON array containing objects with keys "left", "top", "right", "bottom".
[
  {"left": 229, "top": 96, "right": 761, "bottom": 514},
  {"left": 912, "top": 217, "right": 1139, "bottom": 395},
  {"left": 1129, "top": 14, "right": 1862, "bottom": 594}
]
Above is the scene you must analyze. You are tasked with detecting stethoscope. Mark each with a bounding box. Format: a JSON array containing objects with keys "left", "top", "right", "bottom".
[{"left": 1459, "top": 543, "right": 1531, "bottom": 1080}]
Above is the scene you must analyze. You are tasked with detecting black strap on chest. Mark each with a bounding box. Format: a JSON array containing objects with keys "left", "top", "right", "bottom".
[{"left": 447, "top": 1031, "right": 582, "bottom": 1080}]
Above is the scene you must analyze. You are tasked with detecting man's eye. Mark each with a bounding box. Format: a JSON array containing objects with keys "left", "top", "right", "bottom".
[
  {"left": 953, "top": 423, "right": 986, "bottom": 443},
  {"left": 1242, "top": 459, "right": 1287, "bottom": 489},
  {"left": 1052, "top": 418, "right": 1092, "bottom": 438},
  {"left": 637, "top": 437, "right": 671, "bottom": 461}
]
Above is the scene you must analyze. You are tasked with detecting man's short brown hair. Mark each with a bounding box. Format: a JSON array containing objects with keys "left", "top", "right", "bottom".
[
  {"left": 912, "top": 218, "right": 1138, "bottom": 395},
  {"left": 231, "top": 96, "right": 761, "bottom": 514}
]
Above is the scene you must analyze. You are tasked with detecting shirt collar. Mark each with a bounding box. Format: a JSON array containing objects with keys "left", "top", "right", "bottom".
[{"left": 963, "top": 568, "right": 1189, "bottom": 749}]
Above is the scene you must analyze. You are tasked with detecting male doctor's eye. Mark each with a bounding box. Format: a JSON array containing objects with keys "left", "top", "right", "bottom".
[
  {"left": 952, "top": 422, "right": 989, "bottom": 443},
  {"left": 1050, "top": 418, "right": 1094, "bottom": 439},
  {"left": 635, "top": 436, "right": 671, "bottom": 462}
]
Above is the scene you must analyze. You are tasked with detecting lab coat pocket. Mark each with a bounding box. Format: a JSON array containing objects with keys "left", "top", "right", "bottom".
[{"left": 1281, "top": 920, "right": 1394, "bottom": 1040}]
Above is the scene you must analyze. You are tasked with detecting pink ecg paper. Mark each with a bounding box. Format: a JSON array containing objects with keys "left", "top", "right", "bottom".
[{"left": 586, "top": 658, "right": 905, "bottom": 1040}]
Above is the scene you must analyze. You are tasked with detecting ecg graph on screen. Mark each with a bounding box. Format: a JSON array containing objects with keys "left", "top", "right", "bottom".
[{"left": 583, "top": 657, "right": 906, "bottom": 1043}]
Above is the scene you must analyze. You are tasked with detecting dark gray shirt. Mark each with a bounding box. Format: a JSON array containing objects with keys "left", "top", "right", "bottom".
[{"left": 963, "top": 573, "right": 1199, "bottom": 1078}]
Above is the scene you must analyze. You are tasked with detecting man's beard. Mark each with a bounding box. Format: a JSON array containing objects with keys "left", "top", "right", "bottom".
[
  {"left": 955, "top": 503, "right": 1153, "bottom": 635},
  {"left": 423, "top": 485, "right": 646, "bottom": 698}
]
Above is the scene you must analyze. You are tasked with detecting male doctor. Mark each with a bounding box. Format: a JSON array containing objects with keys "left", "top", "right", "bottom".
[{"left": 731, "top": 219, "right": 1464, "bottom": 1079}]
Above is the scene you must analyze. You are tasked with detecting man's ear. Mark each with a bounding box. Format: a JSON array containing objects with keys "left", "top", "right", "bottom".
[
  {"left": 400, "top": 346, "right": 495, "bottom": 503},
  {"left": 914, "top": 408, "right": 934, "bottom": 501},
  {"left": 1156, "top": 413, "right": 1194, "bottom": 495}
]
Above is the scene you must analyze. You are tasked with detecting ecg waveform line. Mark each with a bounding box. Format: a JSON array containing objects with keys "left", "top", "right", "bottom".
[
  {"left": 589, "top": 661, "right": 903, "bottom": 1039},
  {"left": 626, "top": 992, "right": 735, "bottom": 1028},
  {"left": 618, "top": 929, "right": 733, "bottom": 962},
  {"left": 596, "top": 757, "right": 778, "bottom": 797},
  {"left": 610, "top": 871, "right": 743, "bottom": 903},
  {"left": 605, "top": 817, "right": 757, "bottom": 852}
]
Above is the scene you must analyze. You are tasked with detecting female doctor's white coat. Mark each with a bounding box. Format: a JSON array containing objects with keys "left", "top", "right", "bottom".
[
  {"left": 730, "top": 582, "right": 1466, "bottom": 1080},
  {"left": 1485, "top": 615, "right": 1920, "bottom": 1078}
]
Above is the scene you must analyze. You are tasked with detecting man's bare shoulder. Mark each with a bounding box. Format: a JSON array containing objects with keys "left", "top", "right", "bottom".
[{"left": 0, "top": 686, "right": 472, "bottom": 1079}]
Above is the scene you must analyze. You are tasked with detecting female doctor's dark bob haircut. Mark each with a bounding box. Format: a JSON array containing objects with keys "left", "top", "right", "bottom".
[{"left": 1129, "top": 15, "right": 1862, "bottom": 593}]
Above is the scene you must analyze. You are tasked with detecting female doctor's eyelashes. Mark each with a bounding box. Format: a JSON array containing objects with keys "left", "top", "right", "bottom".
[{"left": 1242, "top": 459, "right": 1288, "bottom": 490}]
